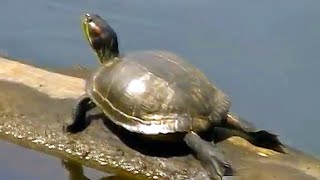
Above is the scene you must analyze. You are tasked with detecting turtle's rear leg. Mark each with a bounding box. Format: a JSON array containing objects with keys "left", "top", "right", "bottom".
[
  {"left": 184, "top": 132, "right": 234, "bottom": 180},
  {"left": 65, "top": 94, "right": 96, "bottom": 133},
  {"left": 248, "top": 130, "right": 284, "bottom": 153},
  {"left": 222, "top": 114, "right": 284, "bottom": 153}
]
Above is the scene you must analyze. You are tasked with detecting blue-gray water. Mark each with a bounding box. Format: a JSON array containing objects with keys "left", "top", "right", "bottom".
[
  {"left": 1, "top": 0, "right": 320, "bottom": 179},
  {"left": 0, "top": 141, "right": 109, "bottom": 180}
]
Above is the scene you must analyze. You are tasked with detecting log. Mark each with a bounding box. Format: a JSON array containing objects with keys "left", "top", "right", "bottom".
[{"left": 0, "top": 56, "right": 319, "bottom": 180}]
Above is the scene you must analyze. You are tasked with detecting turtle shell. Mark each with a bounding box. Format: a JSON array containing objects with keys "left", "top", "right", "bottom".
[{"left": 86, "top": 50, "right": 230, "bottom": 135}]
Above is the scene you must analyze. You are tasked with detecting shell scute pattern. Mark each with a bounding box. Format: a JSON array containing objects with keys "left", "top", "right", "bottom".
[{"left": 87, "top": 52, "right": 230, "bottom": 134}]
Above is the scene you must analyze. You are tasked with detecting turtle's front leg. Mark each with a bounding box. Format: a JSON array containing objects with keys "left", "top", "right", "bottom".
[
  {"left": 65, "top": 94, "right": 96, "bottom": 133},
  {"left": 184, "top": 132, "right": 234, "bottom": 180}
]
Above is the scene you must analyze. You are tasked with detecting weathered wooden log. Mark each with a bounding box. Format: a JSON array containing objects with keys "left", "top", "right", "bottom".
[{"left": 0, "top": 56, "right": 319, "bottom": 180}]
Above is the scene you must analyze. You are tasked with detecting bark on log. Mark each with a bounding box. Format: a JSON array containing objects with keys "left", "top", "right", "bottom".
[{"left": 0, "top": 57, "right": 319, "bottom": 180}]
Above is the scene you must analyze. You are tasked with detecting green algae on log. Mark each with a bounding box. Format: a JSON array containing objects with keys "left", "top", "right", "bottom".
[{"left": 0, "top": 56, "right": 320, "bottom": 180}]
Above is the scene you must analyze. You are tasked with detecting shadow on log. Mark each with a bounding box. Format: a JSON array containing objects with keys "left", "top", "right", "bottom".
[{"left": 0, "top": 57, "right": 319, "bottom": 179}]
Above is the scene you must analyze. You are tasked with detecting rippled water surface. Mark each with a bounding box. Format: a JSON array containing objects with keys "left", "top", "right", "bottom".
[{"left": 0, "top": 0, "right": 320, "bottom": 179}]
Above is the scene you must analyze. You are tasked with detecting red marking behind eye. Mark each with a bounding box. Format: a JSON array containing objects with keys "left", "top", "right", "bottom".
[{"left": 89, "top": 23, "right": 102, "bottom": 36}]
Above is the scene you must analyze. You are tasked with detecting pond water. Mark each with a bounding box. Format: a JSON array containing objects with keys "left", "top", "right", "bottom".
[
  {"left": 0, "top": 0, "right": 320, "bottom": 179},
  {"left": 0, "top": 140, "right": 113, "bottom": 179}
]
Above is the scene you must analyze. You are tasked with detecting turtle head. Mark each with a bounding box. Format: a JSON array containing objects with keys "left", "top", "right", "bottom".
[{"left": 82, "top": 14, "right": 119, "bottom": 64}]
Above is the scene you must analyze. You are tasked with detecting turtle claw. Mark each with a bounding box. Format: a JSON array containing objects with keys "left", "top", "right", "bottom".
[
  {"left": 184, "top": 132, "right": 234, "bottom": 180},
  {"left": 62, "top": 123, "right": 75, "bottom": 134},
  {"left": 222, "top": 176, "right": 236, "bottom": 180},
  {"left": 62, "top": 124, "right": 68, "bottom": 133},
  {"left": 62, "top": 123, "right": 76, "bottom": 134},
  {"left": 204, "top": 148, "right": 234, "bottom": 180}
]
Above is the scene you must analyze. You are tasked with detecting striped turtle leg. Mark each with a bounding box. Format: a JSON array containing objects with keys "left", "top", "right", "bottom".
[{"left": 65, "top": 94, "right": 96, "bottom": 133}]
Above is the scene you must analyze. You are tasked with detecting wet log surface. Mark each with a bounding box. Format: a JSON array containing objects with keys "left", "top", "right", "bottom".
[{"left": 0, "top": 57, "right": 319, "bottom": 180}]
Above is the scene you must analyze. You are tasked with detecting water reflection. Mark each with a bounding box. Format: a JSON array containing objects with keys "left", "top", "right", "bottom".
[
  {"left": 62, "top": 160, "right": 90, "bottom": 180},
  {"left": 0, "top": 140, "right": 120, "bottom": 180},
  {"left": 61, "top": 159, "right": 133, "bottom": 180}
]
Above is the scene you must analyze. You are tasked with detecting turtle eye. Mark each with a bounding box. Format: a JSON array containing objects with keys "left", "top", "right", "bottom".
[{"left": 85, "top": 14, "right": 92, "bottom": 22}]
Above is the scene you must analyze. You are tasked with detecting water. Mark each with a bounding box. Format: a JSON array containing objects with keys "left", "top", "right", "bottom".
[
  {"left": 1, "top": 0, "right": 320, "bottom": 179},
  {"left": 0, "top": 140, "right": 112, "bottom": 179}
]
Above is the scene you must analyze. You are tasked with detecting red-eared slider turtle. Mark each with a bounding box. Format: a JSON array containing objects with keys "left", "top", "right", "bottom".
[{"left": 66, "top": 14, "right": 283, "bottom": 180}]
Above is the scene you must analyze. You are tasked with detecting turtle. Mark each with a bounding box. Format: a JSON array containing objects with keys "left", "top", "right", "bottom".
[{"left": 66, "top": 13, "right": 284, "bottom": 180}]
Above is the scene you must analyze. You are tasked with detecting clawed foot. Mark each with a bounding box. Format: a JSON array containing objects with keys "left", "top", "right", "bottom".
[
  {"left": 203, "top": 145, "right": 234, "bottom": 180},
  {"left": 184, "top": 132, "right": 234, "bottom": 180},
  {"left": 62, "top": 123, "right": 74, "bottom": 134}
]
